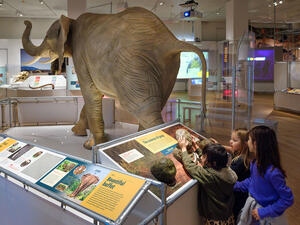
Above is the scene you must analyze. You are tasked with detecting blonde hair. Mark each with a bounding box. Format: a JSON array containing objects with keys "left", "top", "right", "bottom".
[{"left": 232, "top": 128, "right": 252, "bottom": 169}]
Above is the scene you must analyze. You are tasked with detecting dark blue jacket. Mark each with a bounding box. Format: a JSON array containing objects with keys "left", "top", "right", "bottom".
[{"left": 234, "top": 161, "right": 293, "bottom": 219}]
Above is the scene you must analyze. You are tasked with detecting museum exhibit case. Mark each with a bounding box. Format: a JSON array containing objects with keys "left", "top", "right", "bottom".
[
  {"left": 95, "top": 121, "right": 208, "bottom": 225},
  {"left": 0, "top": 134, "right": 167, "bottom": 225},
  {"left": 274, "top": 61, "right": 300, "bottom": 114}
]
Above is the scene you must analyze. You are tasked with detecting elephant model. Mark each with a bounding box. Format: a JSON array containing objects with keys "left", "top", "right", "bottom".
[
  {"left": 22, "top": 7, "right": 207, "bottom": 149},
  {"left": 69, "top": 173, "right": 99, "bottom": 197}
]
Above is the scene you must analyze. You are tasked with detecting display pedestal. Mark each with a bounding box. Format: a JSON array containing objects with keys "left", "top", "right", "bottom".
[
  {"left": 0, "top": 176, "right": 94, "bottom": 225},
  {"left": 187, "top": 79, "right": 202, "bottom": 97},
  {"left": 97, "top": 122, "right": 205, "bottom": 225},
  {"left": 274, "top": 91, "right": 300, "bottom": 114}
]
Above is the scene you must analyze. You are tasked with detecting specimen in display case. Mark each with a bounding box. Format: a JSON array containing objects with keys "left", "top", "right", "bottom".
[{"left": 22, "top": 7, "right": 207, "bottom": 149}]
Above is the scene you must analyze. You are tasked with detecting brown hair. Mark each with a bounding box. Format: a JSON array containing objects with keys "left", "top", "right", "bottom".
[
  {"left": 248, "top": 125, "right": 286, "bottom": 177},
  {"left": 232, "top": 128, "right": 252, "bottom": 169}
]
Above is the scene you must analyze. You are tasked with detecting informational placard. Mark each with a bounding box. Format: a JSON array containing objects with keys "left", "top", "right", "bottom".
[
  {"left": 0, "top": 137, "right": 146, "bottom": 222},
  {"left": 28, "top": 75, "right": 66, "bottom": 89},
  {"left": 136, "top": 130, "right": 178, "bottom": 154},
  {"left": 102, "top": 123, "right": 204, "bottom": 198},
  {"left": 81, "top": 171, "right": 145, "bottom": 221}
]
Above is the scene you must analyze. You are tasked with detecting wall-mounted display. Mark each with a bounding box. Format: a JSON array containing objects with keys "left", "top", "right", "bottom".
[
  {"left": 248, "top": 48, "right": 274, "bottom": 81},
  {"left": 20, "top": 49, "right": 51, "bottom": 73},
  {"left": 177, "top": 51, "right": 209, "bottom": 79}
]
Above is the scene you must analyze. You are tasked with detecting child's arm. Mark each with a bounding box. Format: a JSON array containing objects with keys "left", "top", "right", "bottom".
[
  {"left": 182, "top": 151, "right": 211, "bottom": 184},
  {"left": 233, "top": 178, "right": 250, "bottom": 192},
  {"left": 257, "top": 169, "right": 294, "bottom": 219}
]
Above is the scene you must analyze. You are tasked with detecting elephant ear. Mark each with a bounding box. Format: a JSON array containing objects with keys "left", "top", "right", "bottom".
[{"left": 57, "top": 15, "right": 71, "bottom": 73}]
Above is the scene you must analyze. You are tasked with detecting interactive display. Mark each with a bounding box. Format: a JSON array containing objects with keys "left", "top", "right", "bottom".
[
  {"left": 101, "top": 123, "right": 204, "bottom": 198},
  {"left": 177, "top": 51, "right": 209, "bottom": 79},
  {"left": 0, "top": 137, "right": 146, "bottom": 222},
  {"left": 248, "top": 49, "right": 274, "bottom": 81}
]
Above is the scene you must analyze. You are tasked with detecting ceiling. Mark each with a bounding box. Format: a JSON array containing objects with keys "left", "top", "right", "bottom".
[{"left": 0, "top": 0, "right": 300, "bottom": 24}]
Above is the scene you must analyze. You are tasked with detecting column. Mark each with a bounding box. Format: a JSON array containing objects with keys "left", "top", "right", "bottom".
[
  {"left": 226, "top": 0, "right": 248, "bottom": 45},
  {"left": 67, "top": 0, "right": 86, "bottom": 19}
]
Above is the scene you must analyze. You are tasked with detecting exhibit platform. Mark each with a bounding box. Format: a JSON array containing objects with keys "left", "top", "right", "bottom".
[{"left": 4, "top": 123, "right": 138, "bottom": 161}]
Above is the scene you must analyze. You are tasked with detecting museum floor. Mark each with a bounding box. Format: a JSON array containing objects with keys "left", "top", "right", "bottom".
[{"left": 2, "top": 92, "right": 300, "bottom": 224}]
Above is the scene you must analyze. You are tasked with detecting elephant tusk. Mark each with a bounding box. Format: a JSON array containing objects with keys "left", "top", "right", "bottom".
[
  {"left": 23, "top": 56, "right": 41, "bottom": 66},
  {"left": 39, "top": 57, "right": 57, "bottom": 64}
]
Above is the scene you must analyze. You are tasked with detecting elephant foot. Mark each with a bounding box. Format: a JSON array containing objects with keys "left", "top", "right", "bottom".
[
  {"left": 83, "top": 134, "right": 108, "bottom": 150},
  {"left": 72, "top": 124, "right": 87, "bottom": 136}
]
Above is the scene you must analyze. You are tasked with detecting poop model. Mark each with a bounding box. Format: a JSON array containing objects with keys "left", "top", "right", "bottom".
[
  {"left": 69, "top": 173, "right": 99, "bottom": 198},
  {"left": 151, "top": 158, "right": 177, "bottom": 186}
]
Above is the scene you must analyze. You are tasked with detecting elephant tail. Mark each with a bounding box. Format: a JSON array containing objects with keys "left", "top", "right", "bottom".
[{"left": 173, "top": 40, "right": 207, "bottom": 113}]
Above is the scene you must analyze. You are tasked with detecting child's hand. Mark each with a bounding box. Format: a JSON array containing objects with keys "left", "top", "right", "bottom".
[
  {"left": 178, "top": 137, "right": 188, "bottom": 152},
  {"left": 252, "top": 208, "right": 260, "bottom": 220},
  {"left": 192, "top": 136, "right": 200, "bottom": 150}
]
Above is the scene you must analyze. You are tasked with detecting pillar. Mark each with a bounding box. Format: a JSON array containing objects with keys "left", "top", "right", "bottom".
[{"left": 67, "top": 0, "right": 86, "bottom": 19}]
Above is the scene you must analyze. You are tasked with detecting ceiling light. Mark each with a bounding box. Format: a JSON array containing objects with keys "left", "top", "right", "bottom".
[
  {"left": 268, "top": 4, "right": 272, "bottom": 7},
  {"left": 39, "top": 0, "right": 44, "bottom": 4},
  {"left": 273, "top": 2, "right": 277, "bottom": 6},
  {"left": 0, "top": 0, "right": 3, "bottom": 7},
  {"left": 216, "top": 12, "right": 220, "bottom": 15},
  {"left": 16, "top": 11, "right": 23, "bottom": 17},
  {"left": 279, "top": 0, "right": 283, "bottom": 4},
  {"left": 159, "top": 2, "right": 164, "bottom": 6}
]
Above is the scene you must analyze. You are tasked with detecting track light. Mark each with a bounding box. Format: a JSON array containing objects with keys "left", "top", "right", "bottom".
[{"left": 16, "top": 11, "right": 23, "bottom": 17}]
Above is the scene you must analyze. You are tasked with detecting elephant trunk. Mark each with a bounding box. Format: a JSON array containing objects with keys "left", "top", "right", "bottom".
[{"left": 22, "top": 20, "right": 47, "bottom": 57}]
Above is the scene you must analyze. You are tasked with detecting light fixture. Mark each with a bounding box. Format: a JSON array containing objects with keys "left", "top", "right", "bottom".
[
  {"left": 39, "top": 0, "right": 44, "bottom": 4},
  {"left": 159, "top": 2, "right": 164, "bottom": 6},
  {"left": 0, "top": 0, "right": 3, "bottom": 7},
  {"left": 16, "top": 10, "right": 23, "bottom": 17},
  {"left": 273, "top": 2, "right": 278, "bottom": 6},
  {"left": 279, "top": 0, "right": 283, "bottom": 4}
]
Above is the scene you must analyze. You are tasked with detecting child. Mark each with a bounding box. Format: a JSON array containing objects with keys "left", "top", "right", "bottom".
[
  {"left": 234, "top": 126, "right": 293, "bottom": 224},
  {"left": 229, "top": 128, "right": 254, "bottom": 220},
  {"left": 178, "top": 139, "right": 237, "bottom": 225}
]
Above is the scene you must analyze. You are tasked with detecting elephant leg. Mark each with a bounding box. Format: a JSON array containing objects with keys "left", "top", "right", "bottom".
[
  {"left": 71, "top": 104, "right": 89, "bottom": 136},
  {"left": 75, "top": 67, "right": 107, "bottom": 150},
  {"left": 126, "top": 98, "right": 164, "bottom": 131}
]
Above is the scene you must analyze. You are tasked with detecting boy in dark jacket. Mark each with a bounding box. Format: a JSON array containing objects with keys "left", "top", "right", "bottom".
[{"left": 178, "top": 140, "right": 238, "bottom": 225}]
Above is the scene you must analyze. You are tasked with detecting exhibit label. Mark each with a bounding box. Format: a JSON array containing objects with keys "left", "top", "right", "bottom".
[
  {"left": 136, "top": 130, "right": 177, "bottom": 154},
  {"left": 81, "top": 171, "right": 145, "bottom": 221}
]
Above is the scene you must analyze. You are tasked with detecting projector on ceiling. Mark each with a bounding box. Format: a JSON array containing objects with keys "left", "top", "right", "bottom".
[{"left": 180, "top": 9, "right": 203, "bottom": 21}]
